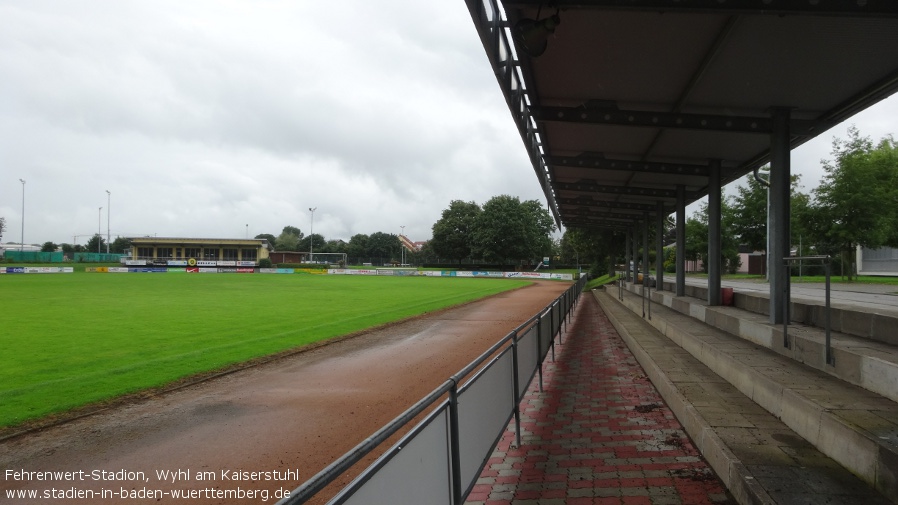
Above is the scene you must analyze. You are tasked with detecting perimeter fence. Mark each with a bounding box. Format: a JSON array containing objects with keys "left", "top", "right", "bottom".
[{"left": 279, "top": 275, "right": 588, "bottom": 505}]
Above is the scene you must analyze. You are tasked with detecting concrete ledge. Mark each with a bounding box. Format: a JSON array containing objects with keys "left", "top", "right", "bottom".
[
  {"left": 610, "top": 285, "right": 898, "bottom": 502},
  {"left": 660, "top": 280, "right": 898, "bottom": 346},
  {"left": 641, "top": 283, "right": 898, "bottom": 405}
]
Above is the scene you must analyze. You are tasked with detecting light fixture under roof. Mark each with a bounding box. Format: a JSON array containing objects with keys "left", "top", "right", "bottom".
[{"left": 514, "top": 8, "right": 561, "bottom": 58}]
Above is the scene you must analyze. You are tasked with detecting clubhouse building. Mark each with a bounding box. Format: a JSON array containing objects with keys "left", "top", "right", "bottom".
[{"left": 126, "top": 237, "right": 271, "bottom": 266}]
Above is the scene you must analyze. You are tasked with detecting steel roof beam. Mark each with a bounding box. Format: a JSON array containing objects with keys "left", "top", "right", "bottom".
[
  {"left": 556, "top": 181, "right": 678, "bottom": 199},
  {"left": 502, "top": 0, "right": 898, "bottom": 17},
  {"left": 558, "top": 197, "right": 659, "bottom": 212},
  {"left": 547, "top": 153, "right": 711, "bottom": 176},
  {"left": 563, "top": 219, "right": 639, "bottom": 230},
  {"left": 531, "top": 105, "right": 829, "bottom": 136},
  {"left": 568, "top": 209, "right": 653, "bottom": 221}
]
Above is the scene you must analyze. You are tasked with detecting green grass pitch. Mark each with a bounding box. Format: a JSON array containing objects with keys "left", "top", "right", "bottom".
[{"left": 0, "top": 273, "right": 530, "bottom": 428}]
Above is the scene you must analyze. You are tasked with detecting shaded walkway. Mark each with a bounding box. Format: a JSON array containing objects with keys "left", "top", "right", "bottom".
[{"left": 465, "top": 295, "right": 733, "bottom": 505}]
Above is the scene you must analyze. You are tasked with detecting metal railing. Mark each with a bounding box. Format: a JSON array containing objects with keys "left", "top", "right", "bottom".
[
  {"left": 782, "top": 255, "right": 834, "bottom": 366},
  {"left": 278, "top": 276, "right": 587, "bottom": 505}
]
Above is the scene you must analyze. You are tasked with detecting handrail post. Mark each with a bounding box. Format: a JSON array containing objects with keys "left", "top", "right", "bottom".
[
  {"left": 648, "top": 276, "right": 652, "bottom": 320},
  {"left": 642, "top": 276, "right": 646, "bottom": 318},
  {"left": 782, "top": 257, "right": 789, "bottom": 349},
  {"left": 550, "top": 306, "right": 556, "bottom": 362},
  {"left": 825, "top": 259, "right": 834, "bottom": 365},
  {"left": 536, "top": 317, "right": 544, "bottom": 393},
  {"left": 511, "top": 334, "right": 522, "bottom": 448},
  {"left": 448, "top": 379, "right": 463, "bottom": 505}
]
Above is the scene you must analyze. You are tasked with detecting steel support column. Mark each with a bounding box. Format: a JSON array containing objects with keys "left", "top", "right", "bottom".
[
  {"left": 643, "top": 213, "right": 650, "bottom": 287},
  {"left": 630, "top": 223, "right": 639, "bottom": 284},
  {"left": 676, "top": 185, "right": 686, "bottom": 296},
  {"left": 656, "top": 201, "right": 665, "bottom": 291},
  {"left": 708, "top": 160, "right": 722, "bottom": 305},
  {"left": 624, "top": 230, "right": 631, "bottom": 282},
  {"left": 769, "top": 108, "right": 792, "bottom": 324}
]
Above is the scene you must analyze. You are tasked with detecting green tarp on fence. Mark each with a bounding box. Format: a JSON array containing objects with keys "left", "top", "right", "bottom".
[{"left": 3, "top": 251, "right": 65, "bottom": 262}]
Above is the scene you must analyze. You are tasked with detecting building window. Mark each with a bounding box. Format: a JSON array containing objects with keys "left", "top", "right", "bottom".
[
  {"left": 222, "top": 248, "right": 238, "bottom": 261},
  {"left": 203, "top": 249, "right": 219, "bottom": 260},
  {"left": 185, "top": 247, "right": 201, "bottom": 259},
  {"left": 157, "top": 247, "right": 173, "bottom": 259},
  {"left": 241, "top": 248, "right": 257, "bottom": 261},
  {"left": 137, "top": 247, "right": 153, "bottom": 259}
]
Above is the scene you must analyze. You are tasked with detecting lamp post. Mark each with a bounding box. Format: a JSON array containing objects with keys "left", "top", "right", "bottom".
[
  {"left": 19, "top": 179, "right": 25, "bottom": 252},
  {"left": 105, "top": 190, "right": 111, "bottom": 254},
  {"left": 309, "top": 207, "right": 317, "bottom": 263},
  {"left": 98, "top": 207, "right": 103, "bottom": 253},
  {"left": 400, "top": 225, "right": 405, "bottom": 266},
  {"left": 245, "top": 224, "right": 248, "bottom": 239}
]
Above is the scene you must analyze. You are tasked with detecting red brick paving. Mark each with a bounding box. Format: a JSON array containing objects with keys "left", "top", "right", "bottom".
[{"left": 464, "top": 295, "right": 734, "bottom": 505}]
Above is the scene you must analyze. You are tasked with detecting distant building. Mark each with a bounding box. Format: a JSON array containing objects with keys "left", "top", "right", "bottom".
[
  {"left": 857, "top": 246, "right": 898, "bottom": 277},
  {"left": 126, "top": 237, "right": 270, "bottom": 266},
  {"left": 0, "top": 243, "right": 41, "bottom": 257}
]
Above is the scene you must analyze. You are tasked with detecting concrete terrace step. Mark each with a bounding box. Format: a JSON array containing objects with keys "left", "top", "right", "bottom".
[
  {"left": 603, "top": 286, "right": 898, "bottom": 503},
  {"left": 664, "top": 280, "right": 898, "bottom": 346},
  {"left": 645, "top": 281, "right": 898, "bottom": 406}
]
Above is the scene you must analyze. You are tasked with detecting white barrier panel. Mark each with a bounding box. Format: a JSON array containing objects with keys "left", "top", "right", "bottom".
[
  {"left": 337, "top": 408, "right": 452, "bottom": 505},
  {"left": 457, "top": 348, "right": 515, "bottom": 492},
  {"left": 540, "top": 315, "right": 553, "bottom": 358},
  {"left": 320, "top": 269, "right": 574, "bottom": 280},
  {"left": 516, "top": 326, "right": 539, "bottom": 398}
]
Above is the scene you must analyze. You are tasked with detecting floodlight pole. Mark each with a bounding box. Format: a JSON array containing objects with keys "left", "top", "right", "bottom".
[
  {"left": 106, "top": 190, "right": 111, "bottom": 254},
  {"left": 309, "top": 207, "right": 317, "bottom": 263},
  {"left": 98, "top": 207, "right": 103, "bottom": 253},
  {"left": 19, "top": 179, "right": 25, "bottom": 252}
]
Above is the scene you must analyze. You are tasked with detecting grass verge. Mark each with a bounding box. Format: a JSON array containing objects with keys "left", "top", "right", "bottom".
[{"left": 0, "top": 274, "right": 528, "bottom": 428}]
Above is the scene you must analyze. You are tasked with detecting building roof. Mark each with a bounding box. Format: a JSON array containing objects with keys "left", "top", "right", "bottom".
[
  {"left": 128, "top": 237, "right": 270, "bottom": 247},
  {"left": 464, "top": 1, "right": 898, "bottom": 230}
]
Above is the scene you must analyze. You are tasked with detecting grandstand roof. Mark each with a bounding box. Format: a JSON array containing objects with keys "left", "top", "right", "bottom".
[{"left": 464, "top": 1, "right": 898, "bottom": 229}]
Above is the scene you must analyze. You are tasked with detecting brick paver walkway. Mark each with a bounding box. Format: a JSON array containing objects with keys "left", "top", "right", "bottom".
[{"left": 464, "top": 295, "right": 734, "bottom": 505}]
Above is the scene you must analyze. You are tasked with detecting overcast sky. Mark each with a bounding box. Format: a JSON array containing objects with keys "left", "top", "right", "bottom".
[{"left": 2, "top": 1, "right": 897, "bottom": 247}]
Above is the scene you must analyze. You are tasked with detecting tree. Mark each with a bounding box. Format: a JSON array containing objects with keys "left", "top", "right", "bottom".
[
  {"left": 430, "top": 200, "right": 481, "bottom": 263},
  {"left": 730, "top": 171, "right": 769, "bottom": 253},
  {"left": 255, "top": 233, "right": 277, "bottom": 247},
  {"left": 325, "top": 239, "right": 347, "bottom": 254},
  {"left": 0, "top": 216, "right": 5, "bottom": 242},
  {"left": 274, "top": 226, "right": 303, "bottom": 251},
  {"left": 730, "top": 169, "right": 810, "bottom": 251},
  {"left": 472, "top": 195, "right": 555, "bottom": 264},
  {"left": 85, "top": 234, "right": 107, "bottom": 254},
  {"left": 561, "top": 228, "right": 625, "bottom": 277},
  {"left": 110, "top": 236, "right": 131, "bottom": 254},
  {"left": 811, "top": 127, "right": 898, "bottom": 279},
  {"left": 347, "top": 234, "right": 369, "bottom": 261},
  {"left": 366, "top": 232, "right": 400, "bottom": 261},
  {"left": 41, "top": 241, "right": 58, "bottom": 252},
  {"left": 298, "top": 233, "right": 326, "bottom": 253},
  {"left": 684, "top": 200, "right": 740, "bottom": 274}
]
